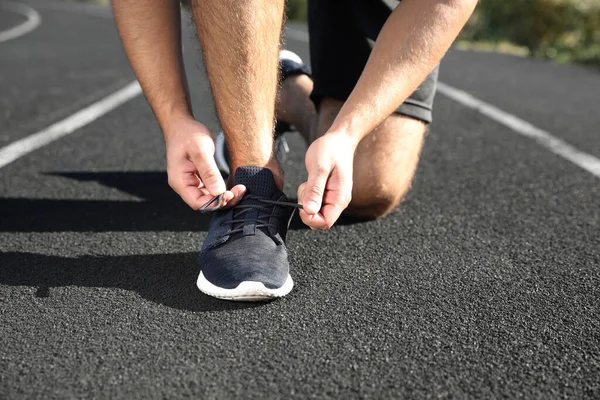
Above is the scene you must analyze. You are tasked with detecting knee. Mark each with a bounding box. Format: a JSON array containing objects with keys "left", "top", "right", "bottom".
[{"left": 344, "top": 185, "right": 407, "bottom": 221}]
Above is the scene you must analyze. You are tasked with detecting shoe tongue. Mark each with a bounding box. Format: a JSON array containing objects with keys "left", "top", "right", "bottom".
[{"left": 233, "top": 166, "right": 277, "bottom": 198}]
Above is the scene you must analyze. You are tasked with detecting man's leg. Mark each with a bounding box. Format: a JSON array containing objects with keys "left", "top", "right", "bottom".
[
  {"left": 191, "top": 1, "right": 300, "bottom": 301},
  {"left": 276, "top": 0, "right": 433, "bottom": 220},
  {"left": 191, "top": 0, "right": 285, "bottom": 187},
  {"left": 277, "top": 79, "right": 425, "bottom": 220}
]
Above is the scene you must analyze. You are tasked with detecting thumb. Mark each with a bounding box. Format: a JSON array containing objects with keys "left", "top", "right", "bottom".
[
  {"left": 302, "top": 166, "right": 329, "bottom": 215},
  {"left": 199, "top": 158, "right": 226, "bottom": 195},
  {"left": 189, "top": 148, "right": 226, "bottom": 196}
]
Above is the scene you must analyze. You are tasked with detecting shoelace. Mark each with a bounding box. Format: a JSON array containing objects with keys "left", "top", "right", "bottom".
[{"left": 198, "top": 193, "right": 303, "bottom": 238}]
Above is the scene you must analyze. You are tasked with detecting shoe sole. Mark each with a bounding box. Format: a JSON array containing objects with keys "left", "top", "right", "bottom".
[
  {"left": 280, "top": 49, "right": 303, "bottom": 64},
  {"left": 196, "top": 272, "right": 294, "bottom": 301}
]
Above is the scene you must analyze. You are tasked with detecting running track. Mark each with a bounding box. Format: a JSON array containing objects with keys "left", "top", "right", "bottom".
[{"left": 1, "top": 1, "right": 599, "bottom": 398}]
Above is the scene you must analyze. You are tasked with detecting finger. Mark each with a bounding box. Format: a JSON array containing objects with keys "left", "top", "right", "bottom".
[
  {"left": 188, "top": 141, "right": 226, "bottom": 196},
  {"left": 316, "top": 178, "right": 352, "bottom": 228},
  {"left": 169, "top": 172, "right": 203, "bottom": 208},
  {"left": 298, "top": 183, "right": 350, "bottom": 230},
  {"left": 221, "top": 184, "right": 246, "bottom": 208},
  {"left": 322, "top": 184, "right": 352, "bottom": 210},
  {"left": 178, "top": 183, "right": 216, "bottom": 210},
  {"left": 299, "top": 208, "right": 326, "bottom": 230},
  {"left": 302, "top": 166, "right": 329, "bottom": 215},
  {"left": 195, "top": 173, "right": 205, "bottom": 188},
  {"left": 171, "top": 169, "right": 222, "bottom": 210},
  {"left": 319, "top": 202, "right": 346, "bottom": 229},
  {"left": 181, "top": 171, "right": 204, "bottom": 188},
  {"left": 299, "top": 201, "right": 345, "bottom": 230},
  {"left": 297, "top": 182, "right": 306, "bottom": 206},
  {"left": 196, "top": 184, "right": 246, "bottom": 210}
]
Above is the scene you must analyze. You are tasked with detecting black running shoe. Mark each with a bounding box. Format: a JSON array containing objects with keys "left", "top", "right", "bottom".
[{"left": 197, "top": 166, "right": 301, "bottom": 301}]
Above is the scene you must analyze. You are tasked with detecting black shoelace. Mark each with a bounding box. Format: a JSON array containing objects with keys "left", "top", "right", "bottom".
[{"left": 198, "top": 193, "right": 302, "bottom": 238}]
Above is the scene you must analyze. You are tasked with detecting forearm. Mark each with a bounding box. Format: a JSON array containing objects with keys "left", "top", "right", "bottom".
[
  {"left": 330, "top": 0, "right": 477, "bottom": 145},
  {"left": 112, "top": 0, "right": 191, "bottom": 133}
]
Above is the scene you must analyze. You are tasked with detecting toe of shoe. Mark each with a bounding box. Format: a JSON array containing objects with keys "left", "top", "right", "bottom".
[{"left": 198, "top": 237, "right": 290, "bottom": 290}]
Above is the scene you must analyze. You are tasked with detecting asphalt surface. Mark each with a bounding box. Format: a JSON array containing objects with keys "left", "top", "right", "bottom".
[
  {"left": 1, "top": 1, "right": 599, "bottom": 398},
  {"left": 0, "top": 7, "right": 25, "bottom": 32}
]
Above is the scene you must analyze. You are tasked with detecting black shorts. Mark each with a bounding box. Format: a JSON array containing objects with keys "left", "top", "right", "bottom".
[{"left": 307, "top": 0, "right": 439, "bottom": 124}]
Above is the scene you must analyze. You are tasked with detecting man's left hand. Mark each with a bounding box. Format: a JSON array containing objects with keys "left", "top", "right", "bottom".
[{"left": 298, "top": 132, "right": 356, "bottom": 230}]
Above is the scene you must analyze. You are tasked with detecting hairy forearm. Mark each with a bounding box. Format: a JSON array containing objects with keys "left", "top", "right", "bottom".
[
  {"left": 330, "top": 0, "right": 477, "bottom": 145},
  {"left": 112, "top": 0, "right": 191, "bottom": 133}
]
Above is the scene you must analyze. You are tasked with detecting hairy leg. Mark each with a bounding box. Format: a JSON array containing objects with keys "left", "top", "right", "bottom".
[
  {"left": 276, "top": 74, "right": 317, "bottom": 143},
  {"left": 277, "top": 85, "right": 425, "bottom": 219},
  {"left": 191, "top": 0, "right": 285, "bottom": 187}
]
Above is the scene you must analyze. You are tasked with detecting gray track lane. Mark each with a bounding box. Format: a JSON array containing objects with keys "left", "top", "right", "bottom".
[
  {"left": 0, "top": 0, "right": 133, "bottom": 146},
  {"left": 440, "top": 50, "right": 600, "bottom": 158},
  {"left": 0, "top": 6, "right": 26, "bottom": 31},
  {"left": 1, "top": 2, "right": 599, "bottom": 399}
]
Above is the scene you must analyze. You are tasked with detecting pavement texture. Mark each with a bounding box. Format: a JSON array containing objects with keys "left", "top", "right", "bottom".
[
  {"left": 0, "top": 7, "right": 26, "bottom": 32},
  {"left": 1, "top": 1, "right": 599, "bottom": 399}
]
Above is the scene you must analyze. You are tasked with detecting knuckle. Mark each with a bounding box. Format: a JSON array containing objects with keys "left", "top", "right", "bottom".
[
  {"left": 189, "top": 145, "right": 203, "bottom": 159},
  {"left": 308, "top": 186, "right": 323, "bottom": 197},
  {"left": 187, "top": 138, "right": 212, "bottom": 156},
  {"left": 202, "top": 168, "right": 220, "bottom": 183},
  {"left": 183, "top": 137, "right": 195, "bottom": 149},
  {"left": 200, "top": 141, "right": 214, "bottom": 155},
  {"left": 315, "top": 163, "right": 329, "bottom": 174}
]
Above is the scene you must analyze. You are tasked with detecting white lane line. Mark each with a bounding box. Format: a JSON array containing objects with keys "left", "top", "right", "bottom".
[
  {"left": 285, "top": 26, "right": 600, "bottom": 179},
  {"left": 437, "top": 82, "right": 600, "bottom": 178},
  {"left": 0, "top": 2, "right": 41, "bottom": 43},
  {"left": 24, "top": 0, "right": 112, "bottom": 19},
  {"left": 0, "top": 81, "right": 142, "bottom": 170}
]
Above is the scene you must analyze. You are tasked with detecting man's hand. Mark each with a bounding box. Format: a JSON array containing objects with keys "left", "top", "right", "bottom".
[
  {"left": 298, "top": 132, "right": 356, "bottom": 230},
  {"left": 165, "top": 118, "right": 245, "bottom": 210}
]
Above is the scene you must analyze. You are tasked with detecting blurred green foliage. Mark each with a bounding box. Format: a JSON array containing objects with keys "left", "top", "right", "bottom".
[
  {"left": 461, "top": 0, "right": 600, "bottom": 65},
  {"left": 285, "top": 0, "right": 307, "bottom": 22},
  {"left": 180, "top": 0, "right": 305, "bottom": 19},
  {"left": 286, "top": 0, "right": 600, "bottom": 65}
]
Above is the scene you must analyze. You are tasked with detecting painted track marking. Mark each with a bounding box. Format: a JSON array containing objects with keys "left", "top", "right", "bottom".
[
  {"left": 0, "top": 81, "right": 142, "bottom": 170},
  {"left": 436, "top": 83, "right": 600, "bottom": 178},
  {"left": 0, "top": 2, "right": 41, "bottom": 43}
]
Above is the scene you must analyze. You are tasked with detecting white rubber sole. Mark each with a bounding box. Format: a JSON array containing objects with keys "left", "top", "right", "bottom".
[
  {"left": 197, "top": 272, "right": 294, "bottom": 301},
  {"left": 279, "top": 49, "right": 303, "bottom": 64}
]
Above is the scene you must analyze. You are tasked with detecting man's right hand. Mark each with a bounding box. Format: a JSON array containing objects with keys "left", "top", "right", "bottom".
[{"left": 164, "top": 118, "right": 246, "bottom": 210}]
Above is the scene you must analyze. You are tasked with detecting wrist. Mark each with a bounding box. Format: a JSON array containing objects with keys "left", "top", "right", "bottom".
[
  {"left": 158, "top": 108, "right": 195, "bottom": 138},
  {"left": 325, "top": 109, "right": 370, "bottom": 150},
  {"left": 324, "top": 129, "right": 361, "bottom": 151}
]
